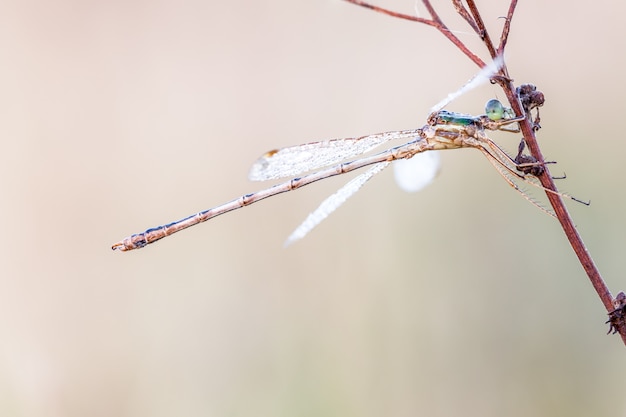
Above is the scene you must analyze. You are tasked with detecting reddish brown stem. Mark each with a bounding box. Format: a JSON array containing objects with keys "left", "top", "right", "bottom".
[
  {"left": 494, "top": 1, "right": 626, "bottom": 345},
  {"left": 344, "top": 0, "right": 626, "bottom": 344},
  {"left": 500, "top": 84, "right": 626, "bottom": 345}
]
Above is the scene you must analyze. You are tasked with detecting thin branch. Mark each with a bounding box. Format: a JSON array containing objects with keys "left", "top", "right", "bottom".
[
  {"left": 343, "top": 0, "right": 485, "bottom": 67},
  {"left": 465, "top": 0, "right": 498, "bottom": 59},
  {"left": 342, "top": 0, "right": 434, "bottom": 26},
  {"left": 497, "top": 0, "right": 518, "bottom": 56},
  {"left": 451, "top": 0, "right": 481, "bottom": 36},
  {"left": 344, "top": 0, "right": 626, "bottom": 344}
]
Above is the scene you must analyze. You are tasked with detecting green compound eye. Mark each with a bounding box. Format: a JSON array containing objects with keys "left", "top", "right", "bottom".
[{"left": 485, "top": 98, "right": 505, "bottom": 121}]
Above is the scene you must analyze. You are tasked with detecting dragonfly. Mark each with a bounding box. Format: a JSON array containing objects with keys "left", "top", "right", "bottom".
[{"left": 112, "top": 59, "right": 576, "bottom": 252}]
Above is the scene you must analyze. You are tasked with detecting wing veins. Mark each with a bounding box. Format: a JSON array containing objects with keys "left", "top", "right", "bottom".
[{"left": 249, "top": 129, "right": 420, "bottom": 181}]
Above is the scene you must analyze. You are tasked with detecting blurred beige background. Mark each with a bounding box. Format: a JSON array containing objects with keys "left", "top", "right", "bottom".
[{"left": 1, "top": 1, "right": 625, "bottom": 416}]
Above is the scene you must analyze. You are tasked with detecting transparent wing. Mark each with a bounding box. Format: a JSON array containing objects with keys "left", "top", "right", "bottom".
[
  {"left": 284, "top": 161, "right": 390, "bottom": 246},
  {"left": 393, "top": 151, "right": 441, "bottom": 193},
  {"left": 429, "top": 55, "right": 504, "bottom": 113},
  {"left": 249, "top": 129, "right": 420, "bottom": 181}
]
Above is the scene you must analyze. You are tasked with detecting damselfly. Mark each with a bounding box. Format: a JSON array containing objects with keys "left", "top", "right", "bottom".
[{"left": 112, "top": 60, "right": 578, "bottom": 252}]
